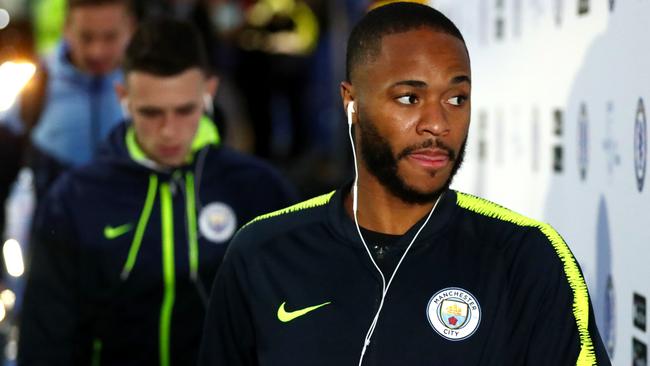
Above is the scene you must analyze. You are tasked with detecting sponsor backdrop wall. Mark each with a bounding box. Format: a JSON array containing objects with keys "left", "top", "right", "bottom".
[{"left": 432, "top": 0, "right": 648, "bottom": 364}]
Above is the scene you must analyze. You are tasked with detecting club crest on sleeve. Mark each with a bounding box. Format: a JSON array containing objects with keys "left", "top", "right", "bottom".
[
  {"left": 199, "top": 202, "right": 237, "bottom": 243},
  {"left": 427, "top": 287, "right": 481, "bottom": 341}
]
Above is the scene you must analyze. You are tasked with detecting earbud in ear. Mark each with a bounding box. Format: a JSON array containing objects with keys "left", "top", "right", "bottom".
[
  {"left": 347, "top": 101, "right": 355, "bottom": 125},
  {"left": 203, "top": 93, "right": 214, "bottom": 116},
  {"left": 347, "top": 101, "right": 355, "bottom": 115}
]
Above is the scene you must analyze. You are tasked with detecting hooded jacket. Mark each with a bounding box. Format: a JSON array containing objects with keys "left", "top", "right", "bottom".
[
  {"left": 19, "top": 117, "right": 296, "bottom": 366},
  {"left": 199, "top": 186, "right": 611, "bottom": 366}
]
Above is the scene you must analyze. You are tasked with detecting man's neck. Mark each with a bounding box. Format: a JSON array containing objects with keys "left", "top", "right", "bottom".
[{"left": 344, "top": 172, "right": 437, "bottom": 235}]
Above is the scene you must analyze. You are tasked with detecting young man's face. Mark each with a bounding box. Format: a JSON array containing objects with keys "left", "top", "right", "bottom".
[
  {"left": 118, "top": 69, "right": 215, "bottom": 168},
  {"left": 342, "top": 28, "right": 471, "bottom": 204},
  {"left": 65, "top": 3, "right": 134, "bottom": 75}
]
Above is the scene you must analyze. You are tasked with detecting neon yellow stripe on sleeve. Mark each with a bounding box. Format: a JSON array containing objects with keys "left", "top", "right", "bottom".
[{"left": 243, "top": 191, "right": 335, "bottom": 228}]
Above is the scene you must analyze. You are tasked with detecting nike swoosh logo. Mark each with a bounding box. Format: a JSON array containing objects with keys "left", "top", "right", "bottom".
[
  {"left": 104, "top": 223, "right": 133, "bottom": 240},
  {"left": 277, "top": 301, "right": 331, "bottom": 323}
]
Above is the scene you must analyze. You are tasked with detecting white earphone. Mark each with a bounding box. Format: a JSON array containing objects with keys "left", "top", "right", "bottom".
[
  {"left": 203, "top": 93, "right": 214, "bottom": 116},
  {"left": 346, "top": 101, "right": 359, "bottom": 212},
  {"left": 347, "top": 101, "right": 355, "bottom": 124}
]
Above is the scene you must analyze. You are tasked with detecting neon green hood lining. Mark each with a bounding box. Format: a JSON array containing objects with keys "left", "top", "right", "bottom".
[{"left": 125, "top": 115, "right": 220, "bottom": 166}]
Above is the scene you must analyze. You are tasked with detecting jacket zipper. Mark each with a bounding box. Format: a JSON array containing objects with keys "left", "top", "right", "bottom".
[{"left": 159, "top": 182, "right": 175, "bottom": 366}]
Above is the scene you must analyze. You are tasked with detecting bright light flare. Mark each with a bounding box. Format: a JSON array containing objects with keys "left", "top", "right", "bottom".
[
  {"left": 1, "top": 290, "right": 16, "bottom": 310},
  {"left": 3, "top": 239, "right": 25, "bottom": 278},
  {"left": 0, "top": 61, "right": 37, "bottom": 112}
]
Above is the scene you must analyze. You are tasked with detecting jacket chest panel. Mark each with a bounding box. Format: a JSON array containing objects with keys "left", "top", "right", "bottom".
[{"left": 251, "top": 233, "right": 515, "bottom": 365}]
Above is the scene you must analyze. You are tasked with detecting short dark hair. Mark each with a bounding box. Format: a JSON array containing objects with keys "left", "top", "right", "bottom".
[
  {"left": 345, "top": 2, "right": 466, "bottom": 82},
  {"left": 122, "top": 18, "right": 210, "bottom": 77},
  {"left": 67, "top": 0, "right": 134, "bottom": 15}
]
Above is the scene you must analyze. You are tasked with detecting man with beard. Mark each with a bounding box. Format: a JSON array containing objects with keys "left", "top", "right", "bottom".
[{"left": 198, "top": 3, "right": 610, "bottom": 365}]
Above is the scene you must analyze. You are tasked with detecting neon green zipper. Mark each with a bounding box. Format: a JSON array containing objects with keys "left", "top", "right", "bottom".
[
  {"left": 159, "top": 183, "right": 175, "bottom": 366},
  {"left": 185, "top": 172, "right": 199, "bottom": 280}
]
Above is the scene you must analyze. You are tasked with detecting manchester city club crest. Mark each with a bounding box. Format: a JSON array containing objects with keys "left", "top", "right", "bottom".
[
  {"left": 634, "top": 98, "right": 647, "bottom": 192},
  {"left": 578, "top": 103, "right": 589, "bottom": 181},
  {"left": 577, "top": 0, "right": 589, "bottom": 15},
  {"left": 199, "top": 202, "right": 237, "bottom": 243},
  {"left": 427, "top": 287, "right": 481, "bottom": 341}
]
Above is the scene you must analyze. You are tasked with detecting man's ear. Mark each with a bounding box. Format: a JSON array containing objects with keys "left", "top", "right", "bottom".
[
  {"left": 340, "top": 81, "right": 356, "bottom": 123},
  {"left": 206, "top": 76, "right": 219, "bottom": 98}
]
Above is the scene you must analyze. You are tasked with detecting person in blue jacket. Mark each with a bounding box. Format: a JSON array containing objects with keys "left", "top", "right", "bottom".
[
  {"left": 18, "top": 18, "right": 297, "bottom": 366},
  {"left": 0, "top": 0, "right": 135, "bottom": 200}
]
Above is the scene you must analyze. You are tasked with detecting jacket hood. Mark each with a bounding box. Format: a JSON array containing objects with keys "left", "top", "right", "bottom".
[{"left": 97, "top": 116, "right": 221, "bottom": 173}]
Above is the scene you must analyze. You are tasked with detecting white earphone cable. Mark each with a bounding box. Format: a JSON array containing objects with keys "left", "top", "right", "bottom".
[{"left": 347, "top": 102, "right": 442, "bottom": 366}]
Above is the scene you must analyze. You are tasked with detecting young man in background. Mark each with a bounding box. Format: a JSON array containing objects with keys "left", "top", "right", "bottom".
[{"left": 19, "top": 17, "right": 296, "bottom": 366}]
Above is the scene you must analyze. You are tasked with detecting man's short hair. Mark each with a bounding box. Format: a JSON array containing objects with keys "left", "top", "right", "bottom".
[
  {"left": 67, "top": 0, "right": 134, "bottom": 15},
  {"left": 345, "top": 2, "right": 466, "bottom": 82},
  {"left": 122, "top": 18, "right": 210, "bottom": 77}
]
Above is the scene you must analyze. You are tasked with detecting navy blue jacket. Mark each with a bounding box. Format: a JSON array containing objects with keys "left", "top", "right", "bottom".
[
  {"left": 199, "top": 187, "right": 610, "bottom": 366},
  {"left": 19, "top": 120, "right": 296, "bottom": 366}
]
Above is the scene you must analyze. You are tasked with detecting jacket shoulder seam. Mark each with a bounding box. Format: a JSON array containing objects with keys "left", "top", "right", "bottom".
[{"left": 243, "top": 191, "right": 335, "bottom": 228}]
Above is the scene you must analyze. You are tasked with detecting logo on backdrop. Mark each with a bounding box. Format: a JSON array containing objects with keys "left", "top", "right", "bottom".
[
  {"left": 609, "top": 0, "right": 615, "bottom": 12},
  {"left": 496, "top": 109, "right": 505, "bottom": 165},
  {"left": 596, "top": 196, "right": 616, "bottom": 357},
  {"left": 478, "top": 111, "right": 488, "bottom": 163},
  {"left": 512, "top": 0, "right": 522, "bottom": 37},
  {"left": 578, "top": 0, "right": 589, "bottom": 15},
  {"left": 494, "top": 0, "right": 505, "bottom": 41},
  {"left": 553, "top": 109, "right": 564, "bottom": 173},
  {"left": 634, "top": 293, "right": 647, "bottom": 332},
  {"left": 479, "top": 0, "right": 488, "bottom": 44},
  {"left": 427, "top": 287, "right": 481, "bottom": 341},
  {"left": 603, "top": 101, "right": 620, "bottom": 180},
  {"left": 199, "top": 202, "right": 237, "bottom": 243},
  {"left": 554, "top": 0, "right": 563, "bottom": 26},
  {"left": 634, "top": 98, "right": 647, "bottom": 192},
  {"left": 531, "top": 107, "right": 540, "bottom": 172},
  {"left": 578, "top": 103, "right": 589, "bottom": 181},
  {"left": 633, "top": 338, "right": 647, "bottom": 366}
]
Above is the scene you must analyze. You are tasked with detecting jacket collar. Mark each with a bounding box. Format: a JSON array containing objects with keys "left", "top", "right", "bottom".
[
  {"left": 50, "top": 41, "right": 123, "bottom": 87},
  {"left": 326, "top": 183, "right": 458, "bottom": 250},
  {"left": 125, "top": 115, "right": 221, "bottom": 172}
]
